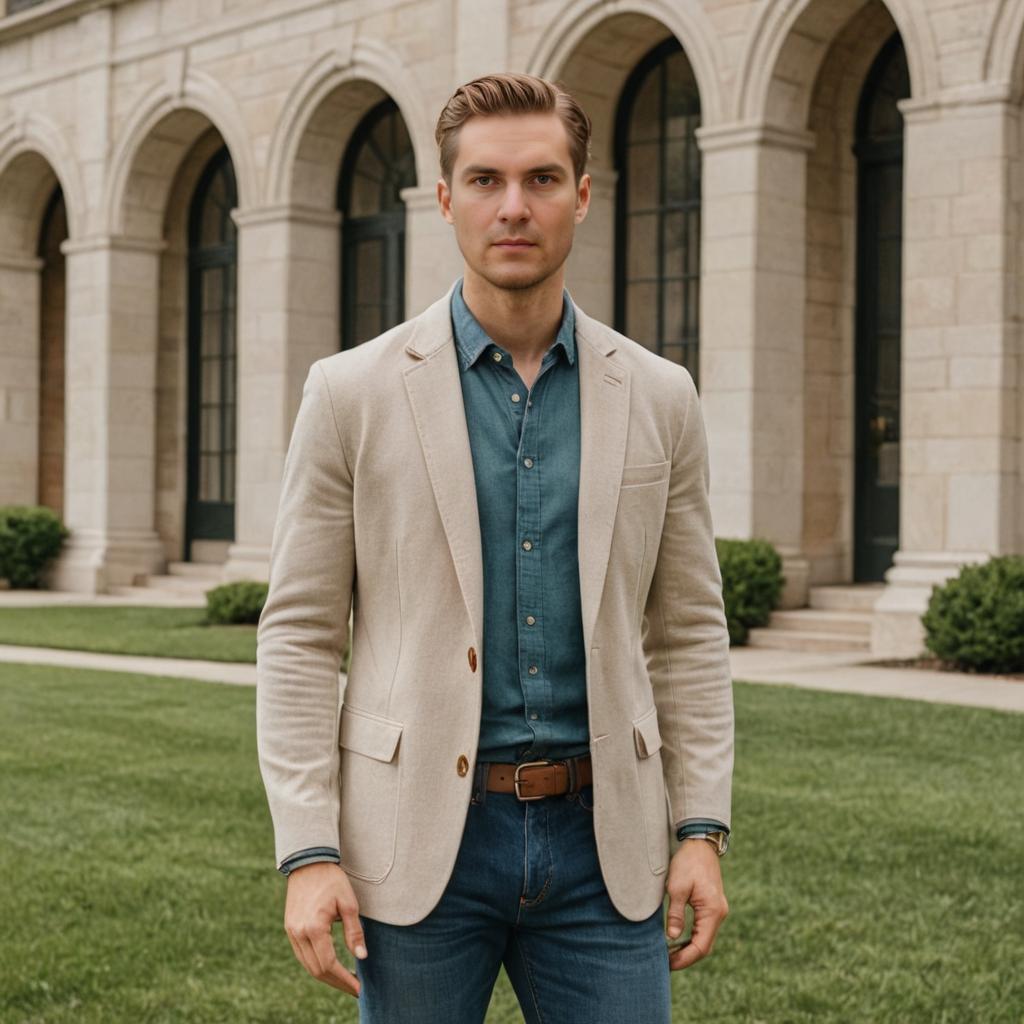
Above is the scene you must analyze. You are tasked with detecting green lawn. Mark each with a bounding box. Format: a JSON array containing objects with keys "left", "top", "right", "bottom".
[
  {"left": 0, "top": 606, "right": 257, "bottom": 662},
  {"left": 1, "top": 664, "right": 1022, "bottom": 1023}
]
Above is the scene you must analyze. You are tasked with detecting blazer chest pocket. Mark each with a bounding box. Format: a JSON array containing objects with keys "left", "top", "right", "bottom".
[
  {"left": 337, "top": 705, "right": 404, "bottom": 883},
  {"left": 621, "top": 460, "right": 670, "bottom": 488},
  {"left": 632, "top": 704, "right": 669, "bottom": 875}
]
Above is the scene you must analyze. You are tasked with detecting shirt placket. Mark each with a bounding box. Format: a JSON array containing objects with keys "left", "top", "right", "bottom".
[{"left": 509, "top": 350, "right": 558, "bottom": 755}]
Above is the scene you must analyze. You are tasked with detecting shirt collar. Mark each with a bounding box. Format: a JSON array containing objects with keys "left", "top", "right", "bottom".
[{"left": 450, "top": 276, "right": 576, "bottom": 372}]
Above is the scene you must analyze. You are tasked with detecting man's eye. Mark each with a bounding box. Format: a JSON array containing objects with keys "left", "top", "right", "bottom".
[
  {"left": 534, "top": 175, "right": 553, "bottom": 185},
  {"left": 474, "top": 176, "right": 494, "bottom": 186}
]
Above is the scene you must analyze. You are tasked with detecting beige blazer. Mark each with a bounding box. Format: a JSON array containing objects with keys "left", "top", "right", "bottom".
[{"left": 256, "top": 279, "right": 734, "bottom": 925}]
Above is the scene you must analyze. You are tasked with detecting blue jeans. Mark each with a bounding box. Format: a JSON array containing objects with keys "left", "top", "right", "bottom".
[{"left": 354, "top": 763, "right": 672, "bottom": 1023}]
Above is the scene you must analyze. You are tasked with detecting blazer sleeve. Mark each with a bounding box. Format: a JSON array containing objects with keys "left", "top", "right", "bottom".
[
  {"left": 256, "top": 360, "right": 355, "bottom": 870},
  {"left": 641, "top": 367, "right": 735, "bottom": 833}
]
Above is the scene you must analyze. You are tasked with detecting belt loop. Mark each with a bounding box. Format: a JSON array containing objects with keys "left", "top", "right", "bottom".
[
  {"left": 566, "top": 755, "right": 577, "bottom": 794},
  {"left": 473, "top": 761, "right": 488, "bottom": 806}
]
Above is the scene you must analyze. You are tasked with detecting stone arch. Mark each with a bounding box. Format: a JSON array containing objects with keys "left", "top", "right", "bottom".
[
  {"left": 103, "top": 69, "right": 255, "bottom": 238},
  {"left": 526, "top": 1, "right": 720, "bottom": 322},
  {"left": 0, "top": 113, "right": 84, "bottom": 245},
  {"left": 737, "top": 0, "right": 934, "bottom": 127},
  {"left": 265, "top": 40, "right": 431, "bottom": 209},
  {"left": 798, "top": 5, "right": 908, "bottom": 585},
  {"left": 983, "top": 0, "right": 1024, "bottom": 101},
  {"left": 0, "top": 117, "right": 76, "bottom": 510},
  {"left": 527, "top": 0, "right": 726, "bottom": 148}
]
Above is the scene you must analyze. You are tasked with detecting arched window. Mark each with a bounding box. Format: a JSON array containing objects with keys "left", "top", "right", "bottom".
[
  {"left": 852, "top": 32, "right": 909, "bottom": 581},
  {"left": 614, "top": 38, "right": 702, "bottom": 384},
  {"left": 186, "top": 145, "right": 237, "bottom": 556},
  {"left": 338, "top": 98, "right": 416, "bottom": 350}
]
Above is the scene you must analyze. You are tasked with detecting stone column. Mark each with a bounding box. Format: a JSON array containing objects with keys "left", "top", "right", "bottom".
[
  {"left": 695, "top": 123, "right": 817, "bottom": 608},
  {"left": 872, "top": 94, "right": 1022, "bottom": 656},
  {"left": 223, "top": 204, "right": 342, "bottom": 582},
  {"left": 49, "top": 235, "right": 166, "bottom": 592},
  {"left": 400, "top": 185, "right": 462, "bottom": 316},
  {"left": 0, "top": 251, "right": 43, "bottom": 506}
]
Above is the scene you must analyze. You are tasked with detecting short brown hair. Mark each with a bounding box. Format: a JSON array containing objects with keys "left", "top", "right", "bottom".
[{"left": 435, "top": 72, "right": 592, "bottom": 184}]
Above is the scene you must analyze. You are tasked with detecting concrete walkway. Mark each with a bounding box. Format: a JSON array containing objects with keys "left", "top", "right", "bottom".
[{"left": 0, "top": 640, "right": 1021, "bottom": 713}]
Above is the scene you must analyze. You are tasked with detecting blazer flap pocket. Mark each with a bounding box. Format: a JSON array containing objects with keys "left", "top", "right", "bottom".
[
  {"left": 632, "top": 704, "right": 663, "bottom": 759},
  {"left": 339, "top": 706, "right": 403, "bottom": 763},
  {"left": 621, "top": 460, "right": 670, "bottom": 487}
]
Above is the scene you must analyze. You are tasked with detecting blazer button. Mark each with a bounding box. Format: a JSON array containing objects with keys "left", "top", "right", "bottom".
[
  {"left": 457, "top": 755, "right": 469, "bottom": 776},
  {"left": 468, "top": 646, "right": 477, "bottom": 672}
]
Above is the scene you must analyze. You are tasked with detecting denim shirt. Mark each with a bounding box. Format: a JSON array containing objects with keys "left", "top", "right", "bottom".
[{"left": 277, "top": 280, "right": 729, "bottom": 875}]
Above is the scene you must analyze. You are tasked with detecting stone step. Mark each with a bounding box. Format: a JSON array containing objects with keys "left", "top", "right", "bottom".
[
  {"left": 745, "top": 627, "right": 872, "bottom": 653},
  {"left": 165, "top": 561, "right": 225, "bottom": 579},
  {"left": 137, "top": 574, "right": 220, "bottom": 593},
  {"left": 808, "top": 584, "right": 885, "bottom": 613},
  {"left": 767, "top": 608, "right": 873, "bottom": 637}
]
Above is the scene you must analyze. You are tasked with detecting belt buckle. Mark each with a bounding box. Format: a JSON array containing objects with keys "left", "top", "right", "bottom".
[{"left": 514, "top": 759, "right": 557, "bottom": 801}]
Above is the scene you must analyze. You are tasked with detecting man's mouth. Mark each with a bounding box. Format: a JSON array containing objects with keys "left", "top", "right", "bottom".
[{"left": 494, "top": 239, "right": 536, "bottom": 247}]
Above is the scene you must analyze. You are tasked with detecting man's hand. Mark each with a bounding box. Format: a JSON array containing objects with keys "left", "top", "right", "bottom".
[
  {"left": 283, "top": 861, "right": 367, "bottom": 997},
  {"left": 664, "top": 839, "right": 729, "bottom": 970}
]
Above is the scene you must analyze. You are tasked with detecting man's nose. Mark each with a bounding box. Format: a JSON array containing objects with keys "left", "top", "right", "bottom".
[{"left": 498, "top": 183, "right": 530, "bottom": 221}]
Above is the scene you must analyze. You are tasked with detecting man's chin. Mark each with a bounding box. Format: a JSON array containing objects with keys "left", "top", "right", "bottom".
[{"left": 474, "top": 261, "right": 558, "bottom": 293}]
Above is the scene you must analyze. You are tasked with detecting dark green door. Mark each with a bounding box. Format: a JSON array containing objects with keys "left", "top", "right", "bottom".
[
  {"left": 185, "top": 146, "right": 237, "bottom": 557},
  {"left": 853, "top": 35, "right": 909, "bottom": 582}
]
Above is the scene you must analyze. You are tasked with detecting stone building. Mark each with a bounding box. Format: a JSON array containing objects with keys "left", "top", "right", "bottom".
[{"left": 1, "top": 0, "right": 1021, "bottom": 656}]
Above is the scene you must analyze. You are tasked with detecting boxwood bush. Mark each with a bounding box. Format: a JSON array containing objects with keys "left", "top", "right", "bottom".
[
  {"left": 715, "top": 537, "right": 785, "bottom": 646},
  {"left": 921, "top": 555, "right": 1024, "bottom": 674},
  {"left": 0, "top": 505, "right": 69, "bottom": 588},
  {"left": 205, "top": 580, "right": 268, "bottom": 625}
]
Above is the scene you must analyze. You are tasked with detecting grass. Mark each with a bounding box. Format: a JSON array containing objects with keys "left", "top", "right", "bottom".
[
  {"left": 0, "top": 606, "right": 256, "bottom": 662},
  {"left": 0, "top": 664, "right": 1022, "bottom": 1023}
]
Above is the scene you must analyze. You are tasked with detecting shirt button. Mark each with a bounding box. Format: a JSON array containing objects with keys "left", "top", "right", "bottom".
[
  {"left": 457, "top": 755, "right": 469, "bottom": 776},
  {"left": 468, "top": 646, "right": 477, "bottom": 672},
  {"left": 492, "top": 351, "right": 502, "bottom": 361},
  {"left": 511, "top": 393, "right": 521, "bottom": 403},
  {"left": 529, "top": 712, "right": 539, "bottom": 720},
  {"left": 523, "top": 457, "right": 533, "bottom": 468},
  {"left": 522, "top": 539, "right": 532, "bottom": 550},
  {"left": 528, "top": 665, "right": 538, "bottom": 675},
  {"left": 526, "top": 615, "right": 536, "bottom": 625}
]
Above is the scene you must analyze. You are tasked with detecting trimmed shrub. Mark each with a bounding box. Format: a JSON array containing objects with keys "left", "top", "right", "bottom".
[
  {"left": 715, "top": 537, "right": 785, "bottom": 646},
  {"left": 205, "top": 580, "right": 268, "bottom": 625},
  {"left": 921, "top": 556, "right": 1024, "bottom": 674},
  {"left": 0, "top": 505, "right": 69, "bottom": 589}
]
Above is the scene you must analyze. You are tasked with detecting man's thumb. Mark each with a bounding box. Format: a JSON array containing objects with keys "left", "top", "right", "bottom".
[{"left": 666, "top": 897, "right": 687, "bottom": 939}]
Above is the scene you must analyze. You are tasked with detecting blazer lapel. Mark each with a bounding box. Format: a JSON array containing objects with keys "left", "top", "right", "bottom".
[
  {"left": 573, "top": 302, "right": 630, "bottom": 649},
  {"left": 402, "top": 283, "right": 485, "bottom": 653}
]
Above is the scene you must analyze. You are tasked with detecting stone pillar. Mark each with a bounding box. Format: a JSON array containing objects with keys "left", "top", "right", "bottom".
[
  {"left": 400, "top": 185, "right": 462, "bottom": 316},
  {"left": 872, "top": 94, "right": 1021, "bottom": 656},
  {"left": 695, "top": 123, "right": 817, "bottom": 608},
  {"left": 566, "top": 167, "right": 616, "bottom": 324},
  {"left": 0, "top": 251, "right": 43, "bottom": 506},
  {"left": 223, "top": 204, "right": 342, "bottom": 582},
  {"left": 48, "top": 235, "right": 166, "bottom": 593}
]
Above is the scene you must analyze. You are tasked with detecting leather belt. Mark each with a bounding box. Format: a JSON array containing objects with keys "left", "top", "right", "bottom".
[{"left": 483, "top": 754, "right": 592, "bottom": 801}]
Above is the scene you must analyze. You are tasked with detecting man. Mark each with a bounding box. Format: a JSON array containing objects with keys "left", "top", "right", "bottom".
[{"left": 256, "top": 72, "right": 734, "bottom": 1022}]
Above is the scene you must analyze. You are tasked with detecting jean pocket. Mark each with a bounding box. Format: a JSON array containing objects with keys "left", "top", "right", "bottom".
[{"left": 573, "top": 783, "right": 595, "bottom": 812}]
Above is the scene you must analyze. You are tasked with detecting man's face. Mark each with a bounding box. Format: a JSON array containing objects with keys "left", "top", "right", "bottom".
[{"left": 437, "top": 111, "right": 591, "bottom": 292}]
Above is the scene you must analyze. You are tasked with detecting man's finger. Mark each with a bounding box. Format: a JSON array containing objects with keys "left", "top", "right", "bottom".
[
  {"left": 306, "top": 928, "right": 361, "bottom": 996},
  {"left": 668, "top": 905, "right": 722, "bottom": 970},
  {"left": 338, "top": 900, "right": 369, "bottom": 962}
]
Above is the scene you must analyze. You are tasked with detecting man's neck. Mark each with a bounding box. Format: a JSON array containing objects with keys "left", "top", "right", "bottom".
[{"left": 461, "top": 268, "right": 566, "bottom": 365}]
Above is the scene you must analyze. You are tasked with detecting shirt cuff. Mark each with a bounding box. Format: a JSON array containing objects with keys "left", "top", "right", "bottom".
[
  {"left": 278, "top": 846, "right": 341, "bottom": 876},
  {"left": 674, "top": 818, "right": 730, "bottom": 843}
]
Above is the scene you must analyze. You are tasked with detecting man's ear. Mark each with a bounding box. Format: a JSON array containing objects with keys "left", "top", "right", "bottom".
[
  {"left": 437, "top": 177, "right": 455, "bottom": 225},
  {"left": 574, "top": 172, "right": 592, "bottom": 224}
]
